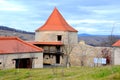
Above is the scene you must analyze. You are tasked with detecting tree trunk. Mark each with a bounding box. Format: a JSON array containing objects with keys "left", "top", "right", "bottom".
[{"left": 66, "top": 55, "right": 70, "bottom": 68}]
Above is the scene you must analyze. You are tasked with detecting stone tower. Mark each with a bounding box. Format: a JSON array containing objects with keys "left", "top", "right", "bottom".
[
  {"left": 34, "top": 7, "right": 78, "bottom": 65},
  {"left": 35, "top": 7, "right": 78, "bottom": 45}
]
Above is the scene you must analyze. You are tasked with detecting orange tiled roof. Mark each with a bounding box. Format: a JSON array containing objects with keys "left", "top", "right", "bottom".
[
  {"left": 112, "top": 40, "right": 120, "bottom": 47},
  {"left": 0, "top": 37, "right": 43, "bottom": 54},
  {"left": 36, "top": 7, "right": 77, "bottom": 32},
  {"left": 28, "top": 41, "right": 63, "bottom": 46}
]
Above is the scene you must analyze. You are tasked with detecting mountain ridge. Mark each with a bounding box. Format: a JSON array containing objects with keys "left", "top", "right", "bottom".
[
  {"left": 0, "top": 26, "right": 34, "bottom": 34},
  {"left": 0, "top": 26, "right": 35, "bottom": 41}
]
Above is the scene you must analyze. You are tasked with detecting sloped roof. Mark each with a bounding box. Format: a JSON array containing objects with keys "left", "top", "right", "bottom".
[
  {"left": 28, "top": 41, "right": 63, "bottom": 46},
  {"left": 36, "top": 7, "right": 77, "bottom": 32},
  {"left": 0, "top": 37, "right": 43, "bottom": 54},
  {"left": 112, "top": 40, "right": 120, "bottom": 47}
]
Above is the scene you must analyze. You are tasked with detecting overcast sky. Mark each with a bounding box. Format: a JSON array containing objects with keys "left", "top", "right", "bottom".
[{"left": 0, "top": 0, "right": 120, "bottom": 35}]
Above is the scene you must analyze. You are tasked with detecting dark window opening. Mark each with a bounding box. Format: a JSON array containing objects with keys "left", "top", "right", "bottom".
[
  {"left": 56, "top": 55, "right": 60, "bottom": 64},
  {"left": 15, "top": 58, "right": 32, "bottom": 68},
  {"left": 56, "top": 46, "right": 60, "bottom": 52},
  {"left": 57, "top": 35, "right": 62, "bottom": 41},
  {"left": 0, "top": 62, "right": 1, "bottom": 64}
]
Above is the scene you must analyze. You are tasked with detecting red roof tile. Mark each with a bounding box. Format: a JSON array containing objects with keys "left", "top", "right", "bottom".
[
  {"left": 112, "top": 40, "right": 120, "bottom": 47},
  {"left": 28, "top": 41, "right": 63, "bottom": 46},
  {"left": 0, "top": 37, "right": 43, "bottom": 54},
  {"left": 36, "top": 7, "right": 77, "bottom": 32}
]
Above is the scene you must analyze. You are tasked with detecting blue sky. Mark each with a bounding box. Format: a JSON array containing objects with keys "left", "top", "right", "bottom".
[{"left": 0, "top": 0, "right": 120, "bottom": 35}]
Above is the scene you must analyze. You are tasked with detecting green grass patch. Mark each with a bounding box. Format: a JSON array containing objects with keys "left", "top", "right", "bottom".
[{"left": 0, "top": 66, "right": 120, "bottom": 80}]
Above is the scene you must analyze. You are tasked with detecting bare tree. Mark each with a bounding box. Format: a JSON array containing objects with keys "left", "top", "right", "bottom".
[
  {"left": 63, "top": 44, "right": 74, "bottom": 68},
  {"left": 101, "top": 35, "right": 120, "bottom": 47},
  {"left": 101, "top": 25, "right": 120, "bottom": 47},
  {"left": 101, "top": 48, "right": 112, "bottom": 65}
]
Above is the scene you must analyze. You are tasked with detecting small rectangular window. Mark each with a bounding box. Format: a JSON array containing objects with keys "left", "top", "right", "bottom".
[{"left": 57, "top": 35, "right": 62, "bottom": 41}]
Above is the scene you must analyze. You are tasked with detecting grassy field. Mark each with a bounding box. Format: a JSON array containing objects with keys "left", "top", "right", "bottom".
[{"left": 0, "top": 66, "right": 120, "bottom": 80}]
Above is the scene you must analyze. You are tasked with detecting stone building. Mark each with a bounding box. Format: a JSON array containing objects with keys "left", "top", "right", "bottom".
[
  {"left": 0, "top": 7, "right": 115, "bottom": 69},
  {"left": 30, "top": 7, "right": 78, "bottom": 66},
  {"left": 0, "top": 37, "right": 43, "bottom": 69},
  {"left": 31, "top": 7, "right": 110, "bottom": 67},
  {"left": 112, "top": 40, "right": 120, "bottom": 65}
]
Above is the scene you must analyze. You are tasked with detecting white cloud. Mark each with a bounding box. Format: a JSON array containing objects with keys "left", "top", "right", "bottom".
[
  {"left": 47, "top": 2, "right": 58, "bottom": 6},
  {"left": 93, "top": 9, "right": 120, "bottom": 14},
  {"left": 67, "top": 19, "right": 115, "bottom": 24},
  {"left": 76, "top": 27, "right": 98, "bottom": 33},
  {"left": 75, "top": 26, "right": 114, "bottom": 35},
  {"left": 0, "top": 7, "right": 27, "bottom": 11},
  {"left": 0, "top": 0, "right": 4, "bottom": 3},
  {"left": 0, "top": 0, "right": 27, "bottom": 11}
]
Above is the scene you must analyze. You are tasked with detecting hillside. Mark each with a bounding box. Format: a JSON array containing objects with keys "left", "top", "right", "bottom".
[
  {"left": 78, "top": 35, "right": 108, "bottom": 46},
  {"left": 0, "top": 26, "right": 35, "bottom": 41},
  {"left": 78, "top": 34, "right": 120, "bottom": 46},
  {"left": 0, "top": 66, "right": 120, "bottom": 80}
]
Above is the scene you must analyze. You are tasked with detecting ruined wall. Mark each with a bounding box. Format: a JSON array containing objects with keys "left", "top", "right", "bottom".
[
  {"left": 70, "top": 42, "right": 112, "bottom": 66},
  {"left": 70, "top": 43, "right": 97, "bottom": 66}
]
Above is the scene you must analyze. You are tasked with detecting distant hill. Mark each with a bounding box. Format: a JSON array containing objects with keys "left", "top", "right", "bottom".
[
  {"left": 0, "top": 26, "right": 35, "bottom": 41},
  {"left": 78, "top": 35, "right": 108, "bottom": 46},
  {"left": 78, "top": 34, "right": 120, "bottom": 46},
  {"left": 78, "top": 33, "right": 92, "bottom": 36}
]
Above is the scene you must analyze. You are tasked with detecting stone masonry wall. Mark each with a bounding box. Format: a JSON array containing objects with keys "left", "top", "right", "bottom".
[
  {"left": 0, "top": 52, "right": 43, "bottom": 69},
  {"left": 35, "top": 31, "right": 78, "bottom": 44},
  {"left": 70, "top": 42, "right": 112, "bottom": 66}
]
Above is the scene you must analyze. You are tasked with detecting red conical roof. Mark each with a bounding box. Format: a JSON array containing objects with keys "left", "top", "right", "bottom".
[{"left": 36, "top": 7, "right": 77, "bottom": 32}]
